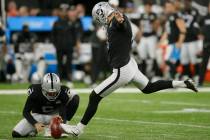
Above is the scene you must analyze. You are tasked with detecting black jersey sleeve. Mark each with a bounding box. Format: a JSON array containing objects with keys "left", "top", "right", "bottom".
[{"left": 22, "top": 86, "right": 37, "bottom": 126}]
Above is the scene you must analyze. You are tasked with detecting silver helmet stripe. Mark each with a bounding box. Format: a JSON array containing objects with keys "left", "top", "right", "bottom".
[{"left": 49, "top": 73, "right": 53, "bottom": 89}]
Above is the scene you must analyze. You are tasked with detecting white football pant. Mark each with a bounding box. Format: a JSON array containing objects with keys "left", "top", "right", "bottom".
[{"left": 94, "top": 57, "right": 149, "bottom": 97}]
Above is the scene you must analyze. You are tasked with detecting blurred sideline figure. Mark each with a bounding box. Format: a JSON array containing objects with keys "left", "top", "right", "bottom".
[
  {"left": 52, "top": 4, "right": 81, "bottom": 87},
  {"left": 199, "top": 2, "right": 210, "bottom": 86},
  {"left": 0, "top": 22, "right": 8, "bottom": 82},
  {"left": 180, "top": 0, "right": 200, "bottom": 83},
  {"left": 137, "top": 1, "right": 161, "bottom": 78},
  {"left": 159, "top": 0, "right": 186, "bottom": 79},
  {"left": 7, "top": 0, "right": 19, "bottom": 17},
  {"left": 90, "top": 24, "right": 109, "bottom": 87},
  {"left": 13, "top": 24, "right": 46, "bottom": 83}
]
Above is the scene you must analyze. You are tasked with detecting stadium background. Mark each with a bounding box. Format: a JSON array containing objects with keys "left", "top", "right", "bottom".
[
  {"left": 0, "top": 0, "right": 210, "bottom": 140},
  {"left": 0, "top": 0, "right": 210, "bottom": 84}
]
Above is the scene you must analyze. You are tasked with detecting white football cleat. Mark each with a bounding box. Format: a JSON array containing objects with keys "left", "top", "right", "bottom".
[{"left": 60, "top": 124, "right": 82, "bottom": 137}]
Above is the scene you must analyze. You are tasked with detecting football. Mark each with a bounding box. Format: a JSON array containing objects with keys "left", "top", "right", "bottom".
[{"left": 50, "top": 116, "right": 63, "bottom": 139}]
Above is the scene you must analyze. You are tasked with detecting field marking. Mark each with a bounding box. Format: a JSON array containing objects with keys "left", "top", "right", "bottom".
[
  {"left": 108, "top": 98, "right": 210, "bottom": 107},
  {"left": 0, "top": 87, "right": 210, "bottom": 94},
  {"left": 91, "top": 117, "right": 210, "bottom": 129},
  {"left": 95, "top": 134, "right": 119, "bottom": 139},
  {"left": 0, "top": 111, "right": 21, "bottom": 114},
  {"left": 161, "top": 101, "right": 210, "bottom": 107},
  {"left": 2, "top": 110, "right": 209, "bottom": 129},
  {"left": 152, "top": 108, "right": 210, "bottom": 114}
]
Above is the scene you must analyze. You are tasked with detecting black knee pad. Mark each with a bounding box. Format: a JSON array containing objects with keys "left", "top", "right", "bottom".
[{"left": 12, "top": 131, "right": 22, "bottom": 138}]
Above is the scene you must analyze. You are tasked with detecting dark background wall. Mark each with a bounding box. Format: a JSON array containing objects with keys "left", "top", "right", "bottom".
[{"left": 4, "top": 0, "right": 108, "bottom": 15}]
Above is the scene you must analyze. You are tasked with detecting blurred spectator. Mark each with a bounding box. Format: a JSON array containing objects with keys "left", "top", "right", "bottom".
[
  {"left": 29, "top": 8, "right": 40, "bottom": 16},
  {"left": 159, "top": 0, "right": 186, "bottom": 79},
  {"left": 90, "top": 25, "right": 109, "bottom": 86},
  {"left": 52, "top": 5, "right": 81, "bottom": 86},
  {"left": 199, "top": 2, "right": 210, "bottom": 86},
  {"left": 122, "top": 0, "right": 135, "bottom": 13},
  {"left": 0, "top": 23, "right": 7, "bottom": 82},
  {"left": 180, "top": 0, "right": 200, "bottom": 82},
  {"left": 76, "top": 4, "right": 86, "bottom": 18},
  {"left": 174, "top": 0, "right": 182, "bottom": 11},
  {"left": 7, "top": 1, "right": 18, "bottom": 17},
  {"left": 52, "top": 8, "right": 60, "bottom": 16},
  {"left": 13, "top": 24, "right": 45, "bottom": 83},
  {"left": 18, "top": 6, "right": 29, "bottom": 16},
  {"left": 136, "top": 1, "right": 161, "bottom": 78}
]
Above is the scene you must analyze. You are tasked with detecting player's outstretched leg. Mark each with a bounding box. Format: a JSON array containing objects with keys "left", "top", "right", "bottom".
[
  {"left": 141, "top": 79, "right": 198, "bottom": 94},
  {"left": 132, "top": 68, "right": 198, "bottom": 93}
]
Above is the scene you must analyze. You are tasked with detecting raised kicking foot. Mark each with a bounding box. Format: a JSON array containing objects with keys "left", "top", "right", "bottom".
[
  {"left": 60, "top": 124, "right": 82, "bottom": 137},
  {"left": 184, "top": 79, "right": 198, "bottom": 92}
]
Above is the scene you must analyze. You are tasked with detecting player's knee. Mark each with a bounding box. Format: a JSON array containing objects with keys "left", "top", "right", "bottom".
[
  {"left": 12, "top": 130, "right": 22, "bottom": 138},
  {"left": 89, "top": 91, "right": 102, "bottom": 104},
  {"left": 65, "top": 94, "right": 80, "bottom": 111},
  {"left": 71, "top": 94, "right": 80, "bottom": 108}
]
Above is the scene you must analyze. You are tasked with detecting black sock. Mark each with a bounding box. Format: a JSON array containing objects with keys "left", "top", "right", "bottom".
[
  {"left": 142, "top": 80, "right": 173, "bottom": 94},
  {"left": 12, "top": 131, "right": 23, "bottom": 138},
  {"left": 81, "top": 91, "right": 102, "bottom": 125}
]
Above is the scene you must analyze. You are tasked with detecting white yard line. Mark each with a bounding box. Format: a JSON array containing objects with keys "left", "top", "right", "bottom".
[
  {"left": 1, "top": 110, "right": 209, "bottom": 130},
  {"left": 73, "top": 116, "right": 210, "bottom": 129},
  {"left": 91, "top": 117, "right": 210, "bottom": 129},
  {"left": 0, "top": 87, "right": 209, "bottom": 95},
  {"left": 161, "top": 101, "right": 210, "bottom": 107},
  {"left": 151, "top": 108, "right": 210, "bottom": 114},
  {"left": 108, "top": 98, "right": 210, "bottom": 107},
  {"left": 0, "top": 111, "right": 21, "bottom": 114},
  {"left": 95, "top": 135, "right": 119, "bottom": 139}
]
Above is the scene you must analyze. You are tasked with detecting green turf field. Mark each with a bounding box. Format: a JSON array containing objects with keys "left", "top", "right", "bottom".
[{"left": 0, "top": 92, "right": 210, "bottom": 140}]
